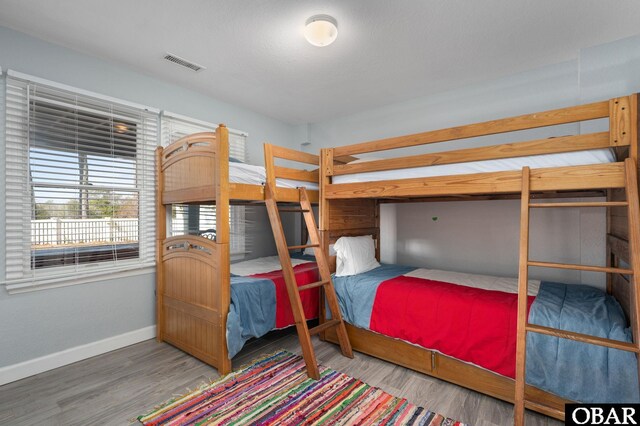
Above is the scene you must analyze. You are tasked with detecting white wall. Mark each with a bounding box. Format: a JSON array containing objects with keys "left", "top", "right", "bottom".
[
  {"left": 308, "top": 33, "right": 640, "bottom": 288},
  {"left": 308, "top": 60, "right": 580, "bottom": 154},
  {"left": 395, "top": 198, "right": 604, "bottom": 285},
  {"left": 0, "top": 25, "right": 300, "bottom": 373},
  {"left": 579, "top": 34, "right": 640, "bottom": 103}
]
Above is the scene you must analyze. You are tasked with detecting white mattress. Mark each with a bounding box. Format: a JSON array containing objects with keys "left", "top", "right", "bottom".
[
  {"left": 230, "top": 255, "right": 313, "bottom": 276},
  {"left": 332, "top": 148, "right": 616, "bottom": 184},
  {"left": 230, "top": 162, "right": 319, "bottom": 190},
  {"left": 405, "top": 268, "right": 540, "bottom": 296}
]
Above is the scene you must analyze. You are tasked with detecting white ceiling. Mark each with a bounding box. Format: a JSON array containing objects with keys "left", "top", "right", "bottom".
[{"left": 1, "top": 0, "right": 639, "bottom": 124}]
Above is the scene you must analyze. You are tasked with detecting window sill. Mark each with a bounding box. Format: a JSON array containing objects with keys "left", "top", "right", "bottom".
[{"left": 3, "top": 264, "right": 156, "bottom": 295}]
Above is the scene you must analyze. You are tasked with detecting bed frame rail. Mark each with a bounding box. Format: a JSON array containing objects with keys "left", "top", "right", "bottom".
[
  {"left": 332, "top": 133, "right": 610, "bottom": 176},
  {"left": 322, "top": 94, "right": 637, "bottom": 200},
  {"left": 332, "top": 98, "right": 623, "bottom": 157},
  {"left": 264, "top": 143, "right": 320, "bottom": 203}
]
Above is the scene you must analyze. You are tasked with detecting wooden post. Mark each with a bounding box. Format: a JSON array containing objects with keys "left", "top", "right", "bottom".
[
  {"left": 319, "top": 148, "right": 333, "bottom": 232},
  {"left": 215, "top": 124, "right": 230, "bottom": 245},
  {"left": 624, "top": 158, "right": 640, "bottom": 385},
  {"left": 263, "top": 143, "right": 276, "bottom": 198},
  {"left": 375, "top": 201, "right": 381, "bottom": 261},
  {"left": 319, "top": 149, "right": 333, "bottom": 263},
  {"left": 630, "top": 94, "right": 638, "bottom": 163},
  {"left": 215, "top": 124, "right": 232, "bottom": 374},
  {"left": 514, "top": 166, "right": 531, "bottom": 426},
  {"left": 318, "top": 148, "right": 333, "bottom": 331},
  {"left": 155, "top": 147, "right": 166, "bottom": 342}
]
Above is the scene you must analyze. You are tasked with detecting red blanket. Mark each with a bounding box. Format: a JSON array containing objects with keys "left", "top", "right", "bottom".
[
  {"left": 250, "top": 262, "right": 320, "bottom": 328},
  {"left": 370, "top": 276, "right": 534, "bottom": 378}
]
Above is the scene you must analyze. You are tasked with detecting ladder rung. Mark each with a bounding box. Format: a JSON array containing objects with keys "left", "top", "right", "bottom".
[
  {"left": 279, "top": 208, "right": 310, "bottom": 213},
  {"left": 526, "top": 323, "right": 639, "bottom": 353},
  {"left": 298, "top": 280, "right": 329, "bottom": 292},
  {"left": 529, "top": 201, "right": 628, "bottom": 208},
  {"left": 527, "top": 260, "right": 633, "bottom": 275},
  {"left": 308, "top": 319, "right": 342, "bottom": 336},
  {"left": 288, "top": 244, "right": 319, "bottom": 251},
  {"left": 523, "top": 400, "right": 565, "bottom": 419}
]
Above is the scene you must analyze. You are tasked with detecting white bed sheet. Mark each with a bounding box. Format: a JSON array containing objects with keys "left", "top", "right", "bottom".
[
  {"left": 231, "top": 255, "right": 313, "bottom": 276},
  {"left": 230, "top": 162, "right": 319, "bottom": 190},
  {"left": 405, "top": 268, "right": 540, "bottom": 296},
  {"left": 332, "top": 148, "right": 616, "bottom": 184}
]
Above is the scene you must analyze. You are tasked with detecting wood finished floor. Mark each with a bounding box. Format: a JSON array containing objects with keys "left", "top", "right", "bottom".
[{"left": 0, "top": 330, "right": 562, "bottom": 426}]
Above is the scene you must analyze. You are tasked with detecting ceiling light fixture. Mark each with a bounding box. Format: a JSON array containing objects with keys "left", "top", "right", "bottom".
[{"left": 304, "top": 15, "right": 338, "bottom": 47}]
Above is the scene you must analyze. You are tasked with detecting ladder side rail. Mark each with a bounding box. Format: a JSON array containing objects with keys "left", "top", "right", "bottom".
[
  {"left": 515, "top": 166, "right": 531, "bottom": 426},
  {"left": 624, "top": 158, "right": 640, "bottom": 385},
  {"left": 299, "top": 188, "right": 353, "bottom": 358},
  {"left": 264, "top": 184, "right": 320, "bottom": 379}
]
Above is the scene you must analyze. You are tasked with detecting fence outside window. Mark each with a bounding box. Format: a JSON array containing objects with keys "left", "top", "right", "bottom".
[{"left": 31, "top": 218, "right": 138, "bottom": 247}]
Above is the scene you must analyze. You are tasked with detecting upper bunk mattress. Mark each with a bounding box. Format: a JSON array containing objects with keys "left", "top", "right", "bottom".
[
  {"left": 230, "top": 162, "right": 319, "bottom": 190},
  {"left": 332, "top": 148, "right": 616, "bottom": 184}
]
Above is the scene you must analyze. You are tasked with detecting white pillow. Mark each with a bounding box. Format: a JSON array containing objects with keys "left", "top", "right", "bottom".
[{"left": 333, "top": 235, "right": 380, "bottom": 277}]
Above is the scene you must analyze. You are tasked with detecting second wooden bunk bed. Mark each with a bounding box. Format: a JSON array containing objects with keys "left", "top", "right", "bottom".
[
  {"left": 155, "top": 124, "right": 320, "bottom": 375},
  {"left": 318, "top": 94, "right": 640, "bottom": 422}
]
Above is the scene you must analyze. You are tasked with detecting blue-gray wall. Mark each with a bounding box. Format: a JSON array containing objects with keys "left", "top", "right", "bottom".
[{"left": 0, "top": 26, "right": 300, "bottom": 369}]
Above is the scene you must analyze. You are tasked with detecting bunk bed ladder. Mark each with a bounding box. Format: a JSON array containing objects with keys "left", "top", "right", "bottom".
[
  {"left": 265, "top": 185, "right": 353, "bottom": 379},
  {"left": 514, "top": 157, "right": 640, "bottom": 425}
]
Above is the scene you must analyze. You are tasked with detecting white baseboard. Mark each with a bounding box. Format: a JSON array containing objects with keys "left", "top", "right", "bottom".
[{"left": 0, "top": 325, "right": 156, "bottom": 386}]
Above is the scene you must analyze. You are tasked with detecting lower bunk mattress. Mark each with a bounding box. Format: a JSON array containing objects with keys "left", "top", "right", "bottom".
[
  {"left": 227, "top": 255, "right": 319, "bottom": 358},
  {"left": 332, "top": 264, "right": 639, "bottom": 403}
]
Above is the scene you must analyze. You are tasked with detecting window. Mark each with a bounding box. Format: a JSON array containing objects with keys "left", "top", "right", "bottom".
[
  {"left": 4, "top": 71, "right": 158, "bottom": 292},
  {"left": 161, "top": 112, "right": 248, "bottom": 259}
]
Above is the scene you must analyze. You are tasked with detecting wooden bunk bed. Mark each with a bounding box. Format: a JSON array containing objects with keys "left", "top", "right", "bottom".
[
  {"left": 155, "top": 124, "right": 322, "bottom": 375},
  {"left": 318, "top": 94, "right": 640, "bottom": 423}
]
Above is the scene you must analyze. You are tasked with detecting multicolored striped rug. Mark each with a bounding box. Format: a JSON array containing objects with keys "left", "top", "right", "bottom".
[{"left": 138, "top": 350, "right": 467, "bottom": 425}]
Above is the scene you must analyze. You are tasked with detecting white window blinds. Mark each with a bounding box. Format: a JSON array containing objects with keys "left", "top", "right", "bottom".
[
  {"left": 161, "top": 112, "right": 247, "bottom": 258},
  {"left": 4, "top": 71, "right": 158, "bottom": 292}
]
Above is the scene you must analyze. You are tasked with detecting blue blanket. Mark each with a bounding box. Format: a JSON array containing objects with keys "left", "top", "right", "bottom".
[
  {"left": 332, "top": 264, "right": 415, "bottom": 327},
  {"left": 527, "top": 281, "right": 639, "bottom": 402},
  {"left": 332, "top": 265, "right": 639, "bottom": 403},
  {"left": 226, "top": 276, "right": 277, "bottom": 358},
  {"left": 226, "top": 253, "right": 317, "bottom": 358}
]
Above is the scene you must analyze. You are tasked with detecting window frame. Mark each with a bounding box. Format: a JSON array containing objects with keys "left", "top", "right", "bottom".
[{"left": 3, "top": 70, "right": 159, "bottom": 293}]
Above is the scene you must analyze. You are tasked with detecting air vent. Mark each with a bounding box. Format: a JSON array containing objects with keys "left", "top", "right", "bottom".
[{"left": 163, "top": 53, "right": 206, "bottom": 72}]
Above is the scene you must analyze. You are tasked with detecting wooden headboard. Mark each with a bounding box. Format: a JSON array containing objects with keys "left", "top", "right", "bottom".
[{"left": 320, "top": 199, "right": 380, "bottom": 273}]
